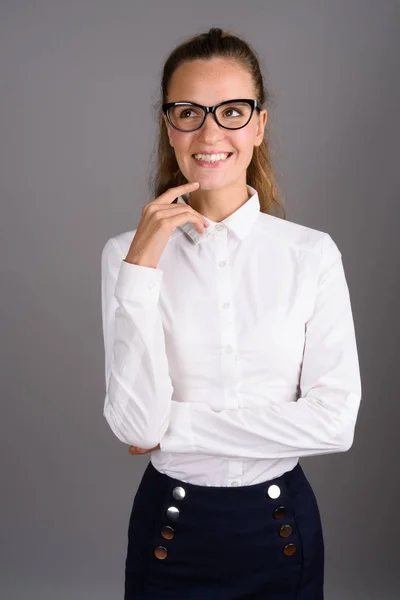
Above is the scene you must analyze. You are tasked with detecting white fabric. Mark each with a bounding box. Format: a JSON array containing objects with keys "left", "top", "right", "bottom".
[{"left": 101, "top": 185, "right": 362, "bottom": 487}]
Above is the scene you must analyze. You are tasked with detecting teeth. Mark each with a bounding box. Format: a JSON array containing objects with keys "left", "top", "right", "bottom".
[{"left": 193, "top": 153, "right": 230, "bottom": 162}]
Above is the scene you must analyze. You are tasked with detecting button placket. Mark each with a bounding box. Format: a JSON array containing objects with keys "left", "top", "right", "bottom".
[
  {"left": 154, "top": 484, "right": 187, "bottom": 560},
  {"left": 266, "top": 483, "right": 297, "bottom": 556},
  {"left": 214, "top": 225, "right": 245, "bottom": 488},
  {"left": 227, "top": 458, "right": 243, "bottom": 487},
  {"left": 214, "top": 226, "right": 241, "bottom": 411}
]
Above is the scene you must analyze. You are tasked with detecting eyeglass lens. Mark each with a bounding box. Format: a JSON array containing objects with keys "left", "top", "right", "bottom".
[{"left": 168, "top": 101, "right": 252, "bottom": 131}]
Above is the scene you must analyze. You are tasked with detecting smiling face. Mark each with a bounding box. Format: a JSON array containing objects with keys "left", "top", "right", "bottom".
[{"left": 162, "top": 57, "right": 267, "bottom": 191}]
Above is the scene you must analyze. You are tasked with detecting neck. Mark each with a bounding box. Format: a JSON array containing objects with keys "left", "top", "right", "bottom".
[{"left": 186, "top": 179, "right": 250, "bottom": 223}]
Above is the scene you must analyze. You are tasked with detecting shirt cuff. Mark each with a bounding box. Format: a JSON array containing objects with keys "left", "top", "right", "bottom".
[
  {"left": 159, "top": 401, "right": 197, "bottom": 453},
  {"left": 114, "top": 259, "right": 164, "bottom": 305}
]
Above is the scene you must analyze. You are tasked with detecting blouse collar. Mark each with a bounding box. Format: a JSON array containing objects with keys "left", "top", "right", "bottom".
[{"left": 175, "top": 184, "right": 261, "bottom": 244}]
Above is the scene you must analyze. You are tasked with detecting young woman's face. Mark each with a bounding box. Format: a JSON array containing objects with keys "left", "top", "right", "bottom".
[{"left": 163, "top": 58, "right": 267, "bottom": 191}]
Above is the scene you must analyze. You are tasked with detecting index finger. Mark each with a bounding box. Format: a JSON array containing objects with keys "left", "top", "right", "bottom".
[{"left": 155, "top": 181, "right": 200, "bottom": 204}]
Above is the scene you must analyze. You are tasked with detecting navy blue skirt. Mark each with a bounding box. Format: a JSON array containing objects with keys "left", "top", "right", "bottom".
[{"left": 124, "top": 459, "right": 324, "bottom": 599}]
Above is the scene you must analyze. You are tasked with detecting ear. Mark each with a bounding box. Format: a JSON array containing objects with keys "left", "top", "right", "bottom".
[{"left": 254, "top": 109, "right": 268, "bottom": 147}]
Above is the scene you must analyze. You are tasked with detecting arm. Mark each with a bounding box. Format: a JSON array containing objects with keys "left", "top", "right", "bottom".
[
  {"left": 101, "top": 237, "right": 173, "bottom": 449},
  {"left": 159, "top": 233, "right": 362, "bottom": 459}
]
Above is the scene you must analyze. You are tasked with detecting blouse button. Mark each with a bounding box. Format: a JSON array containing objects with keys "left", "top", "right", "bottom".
[
  {"left": 218, "top": 260, "right": 226, "bottom": 268},
  {"left": 148, "top": 281, "right": 156, "bottom": 289},
  {"left": 222, "top": 302, "right": 230, "bottom": 309},
  {"left": 216, "top": 224, "right": 224, "bottom": 231}
]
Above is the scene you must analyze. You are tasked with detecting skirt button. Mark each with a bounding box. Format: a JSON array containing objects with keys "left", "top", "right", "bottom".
[
  {"left": 172, "top": 486, "right": 186, "bottom": 500},
  {"left": 279, "top": 524, "right": 293, "bottom": 537},
  {"left": 283, "top": 543, "right": 297, "bottom": 556},
  {"left": 273, "top": 505, "right": 288, "bottom": 520},
  {"left": 154, "top": 546, "right": 168, "bottom": 559},
  {"left": 161, "top": 525, "right": 175, "bottom": 540},
  {"left": 267, "top": 484, "right": 281, "bottom": 499},
  {"left": 166, "top": 506, "right": 180, "bottom": 520}
]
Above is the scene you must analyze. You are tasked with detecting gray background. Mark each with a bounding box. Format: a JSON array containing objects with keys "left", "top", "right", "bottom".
[{"left": 1, "top": 1, "right": 399, "bottom": 599}]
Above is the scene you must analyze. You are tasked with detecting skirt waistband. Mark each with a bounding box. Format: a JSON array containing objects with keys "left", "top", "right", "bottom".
[{"left": 143, "top": 459, "right": 305, "bottom": 508}]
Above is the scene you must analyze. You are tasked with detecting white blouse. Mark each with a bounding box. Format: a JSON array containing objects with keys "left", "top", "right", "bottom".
[{"left": 101, "top": 184, "right": 362, "bottom": 487}]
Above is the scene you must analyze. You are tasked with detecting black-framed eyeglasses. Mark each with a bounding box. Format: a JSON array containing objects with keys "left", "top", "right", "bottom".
[{"left": 162, "top": 98, "right": 262, "bottom": 132}]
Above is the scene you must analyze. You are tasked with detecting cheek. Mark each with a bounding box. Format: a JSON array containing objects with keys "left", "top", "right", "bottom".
[
  {"left": 233, "top": 128, "right": 256, "bottom": 154},
  {"left": 171, "top": 130, "right": 192, "bottom": 150},
  {"left": 226, "top": 133, "right": 255, "bottom": 169}
]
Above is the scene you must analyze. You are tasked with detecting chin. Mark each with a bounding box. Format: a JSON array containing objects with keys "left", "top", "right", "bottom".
[
  {"left": 182, "top": 169, "right": 233, "bottom": 189},
  {"left": 196, "top": 181, "right": 228, "bottom": 191}
]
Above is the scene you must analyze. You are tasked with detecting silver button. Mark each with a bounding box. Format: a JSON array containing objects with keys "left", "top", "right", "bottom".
[
  {"left": 166, "top": 505, "right": 180, "bottom": 520},
  {"left": 218, "top": 260, "right": 226, "bottom": 268},
  {"left": 267, "top": 484, "right": 281, "bottom": 499},
  {"left": 172, "top": 486, "right": 186, "bottom": 501},
  {"left": 222, "top": 302, "right": 230, "bottom": 309}
]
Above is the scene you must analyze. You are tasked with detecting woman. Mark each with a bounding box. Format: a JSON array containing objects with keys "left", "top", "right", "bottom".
[{"left": 101, "top": 27, "right": 362, "bottom": 599}]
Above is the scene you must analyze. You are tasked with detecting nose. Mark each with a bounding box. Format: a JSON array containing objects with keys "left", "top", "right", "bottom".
[{"left": 197, "top": 111, "right": 224, "bottom": 140}]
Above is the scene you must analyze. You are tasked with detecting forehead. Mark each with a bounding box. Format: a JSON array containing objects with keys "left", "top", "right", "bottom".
[{"left": 167, "top": 58, "right": 255, "bottom": 104}]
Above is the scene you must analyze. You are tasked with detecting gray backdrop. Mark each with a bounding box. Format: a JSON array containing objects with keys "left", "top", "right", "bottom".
[{"left": 1, "top": 1, "right": 399, "bottom": 599}]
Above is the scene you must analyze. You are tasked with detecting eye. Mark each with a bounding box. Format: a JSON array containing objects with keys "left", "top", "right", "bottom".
[
  {"left": 222, "top": 107, "right": 242, "bottom": 118},
  {"left": 179, "top": 109, "right": 196, "bottom": 119}
]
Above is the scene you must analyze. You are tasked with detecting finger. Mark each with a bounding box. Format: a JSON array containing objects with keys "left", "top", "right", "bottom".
[
  {"left": 153, "top": 182, "right": 200, "bottom": 205},
  {"left": 150, "top": 205, "right": 209, "bottom": 229}
]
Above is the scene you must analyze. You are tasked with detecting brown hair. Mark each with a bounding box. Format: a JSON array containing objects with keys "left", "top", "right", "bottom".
[{"left": 148, "top": 27, "right": 286, "bottom": 219}]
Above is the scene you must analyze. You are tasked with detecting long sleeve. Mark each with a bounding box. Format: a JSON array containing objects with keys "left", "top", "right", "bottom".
[
  {"left": 101, "top": 237, "right": 174, "bottom": 449},
  {"left": 159, "top": 233, "right": 362, "bottom": 459}
]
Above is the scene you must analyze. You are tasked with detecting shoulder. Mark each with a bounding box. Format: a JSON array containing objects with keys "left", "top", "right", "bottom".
[{"left": 257, "top": 212, "right": 341, "bottom": 260}]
